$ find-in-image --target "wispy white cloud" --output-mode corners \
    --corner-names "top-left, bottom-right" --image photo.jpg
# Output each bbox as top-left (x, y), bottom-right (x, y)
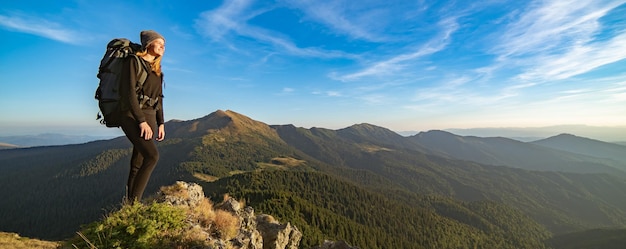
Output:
top-left (529, 76), bottom-right (626, 108)
top-left (325, 0), bottom-right (626, 109)
top-left (598, 80), bottom-right (626, 102)
top-left (194, 0), bottom-right (351, 59)
top-left (493, 0), bottom-right (626, 81)
top-left (409, 71), bottom-right (530, 108)
top-left (169, 25), bottom-right (195, 40)
top-left (607, 90), bottom-right (626, 102)
top-left (194, 0), bottom-right (253, 41)
top-left (333, 17), bottom-right (459, 82)
top-left (312, 90), bottom-right (342, 97)
top-left (284, 0), bottom-right (387, 42)
top-left (519, 32), bottom-right (626, 81)
top-left (495, 1), bottom-right (602, 57)
top-left (276, 87), bottom-right (295, 96)
top-left (0, 13), bottom-right (83, 44)
top-left (326, 91), bottom-right (342, 97)
top-left (359, 94), bottom-right (387, 104)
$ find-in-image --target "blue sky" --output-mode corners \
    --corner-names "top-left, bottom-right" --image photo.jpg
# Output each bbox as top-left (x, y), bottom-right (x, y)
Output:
top-left (1, 0), bottom-right (625, 137)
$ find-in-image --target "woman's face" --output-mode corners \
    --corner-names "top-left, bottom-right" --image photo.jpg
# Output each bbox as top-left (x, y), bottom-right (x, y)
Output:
top-left (149, 38), bottom-right (165, 57)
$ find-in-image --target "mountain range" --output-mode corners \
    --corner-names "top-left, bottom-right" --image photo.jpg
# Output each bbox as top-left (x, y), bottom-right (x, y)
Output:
top-left (443, 125), bottom-right (626, 142)
top-left (4, 123), bottom-right (625, 149)
top-left (1, 110), bottom-right (625, 248)
top-left (0, 133), bottom-right (116, 148)
top-left (411, 130), bottom-right (626, 175)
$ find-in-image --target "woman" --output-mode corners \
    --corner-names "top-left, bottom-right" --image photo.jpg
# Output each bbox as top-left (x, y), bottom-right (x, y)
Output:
top-left (119, 30), bottom-right (166, 203)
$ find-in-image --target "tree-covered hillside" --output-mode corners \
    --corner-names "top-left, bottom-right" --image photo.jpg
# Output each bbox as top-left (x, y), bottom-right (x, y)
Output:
top-left (273, 123), bottom-right (626, 233)
top-left (545, 228), bottom-right (626, 249)
top-left (1, 110), bottom-right (625, 248)
top-left (203, 171), bottom-right (550, 249)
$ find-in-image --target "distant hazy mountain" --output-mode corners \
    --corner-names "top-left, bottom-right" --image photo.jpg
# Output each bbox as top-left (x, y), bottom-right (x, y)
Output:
top-left (1, 110), bottom-right (625, 248)
top-left (443, 125), bottom-right (626, 142)
top-left (408, 130), bottom-right (626, 175)
top-left (0, 142), bottom-right (19, 150)
top-left (532, 134), bottom-right (626, 164)
top-left (0, 133), bottom-right (117, 147)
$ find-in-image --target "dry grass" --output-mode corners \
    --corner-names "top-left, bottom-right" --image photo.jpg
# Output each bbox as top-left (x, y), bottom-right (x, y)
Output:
top-left (270, 157), bottom-right (306, 167)
top-left (183, 194), bottom-right (242, 244)
top-left (180, 225), bottom-right (208, 246)
top-left (213, 210), bottom-right (240, 240)
top-left (228, 170), bottom-right (246, 176)
top-left (219, 193), bottom-right (246, 208)
top-left (0, 232), bottom-right (59, 249)
top-left (257, 157), bottom-right (306, 171)
top-left (61, 181), bottom-right (249, 248)
top-left (192, 198), bottom-right (216, 227)
top-left (159, 181), bottom-right (189, 199)
top-left (193, 173), bottom-right (219, 182)
top-left (257, 214), bottom-right (277, 224)
top-left (357, 144), bottom-right (393, 153)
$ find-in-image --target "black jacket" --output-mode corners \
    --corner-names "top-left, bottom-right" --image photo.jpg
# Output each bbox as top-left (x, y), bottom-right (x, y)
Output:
top-left (120, 55), bottom-right (164, 125)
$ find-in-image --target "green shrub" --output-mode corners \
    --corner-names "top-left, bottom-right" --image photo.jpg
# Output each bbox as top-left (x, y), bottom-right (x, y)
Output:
top-left (66, 201), bottom-right (186, 249)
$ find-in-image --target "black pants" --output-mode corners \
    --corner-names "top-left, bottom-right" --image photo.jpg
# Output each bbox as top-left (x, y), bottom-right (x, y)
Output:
top-left (120, 110), bottom-right (159, 202)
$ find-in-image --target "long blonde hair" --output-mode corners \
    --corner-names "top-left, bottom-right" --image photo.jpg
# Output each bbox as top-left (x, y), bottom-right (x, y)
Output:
top-left (136, 44), bottom-right (162, 76)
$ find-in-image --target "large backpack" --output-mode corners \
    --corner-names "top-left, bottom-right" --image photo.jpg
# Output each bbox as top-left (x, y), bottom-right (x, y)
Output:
top-left (95, 38), bottom-right (148, 127)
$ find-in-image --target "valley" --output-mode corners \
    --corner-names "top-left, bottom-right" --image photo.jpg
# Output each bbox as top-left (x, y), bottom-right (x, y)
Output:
top-left (1, 110), bottom-right (625, 248)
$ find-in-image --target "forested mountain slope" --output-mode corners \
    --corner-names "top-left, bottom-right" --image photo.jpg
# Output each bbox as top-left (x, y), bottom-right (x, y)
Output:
top-left (203, 171), bottom-right (550, 248)
top-left (1, 110), bottom-right (625, 248)
top-left (545, 228), bottom-right (626, 249)
top-left (273, 123), bottom-right (626, 233)
top-left (532, 133), bottom-right (626, 171)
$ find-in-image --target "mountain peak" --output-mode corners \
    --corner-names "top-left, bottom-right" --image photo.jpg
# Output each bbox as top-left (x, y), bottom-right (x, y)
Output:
top-left (221, 110), bottom-right (268, 131)
top-left (337, 123), bottom-right (427, 151)
top-left (338, 123), bottom-right (399, 141)
top-left (533, 133), bottom-right (597, 144)
top-left (531, 132), bottom-right (626, 162)
top-left (552, 133), bottom-right (579, 138)
top-left (346, 123), bottom-right (379, 128)
top-left (217, 110), bottom-right (280, 139)
top-left (167, 110), bottom-right (278, 140)
top-left (340, 123), bottom-right (397, 136)
top-left (415, 130), bottom-right (456, 137)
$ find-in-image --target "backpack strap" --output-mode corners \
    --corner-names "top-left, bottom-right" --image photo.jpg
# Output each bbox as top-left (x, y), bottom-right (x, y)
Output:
top-left (132, 55), bottom-right (160, 109)
top-left (133, 55), bottom-right (148, 86)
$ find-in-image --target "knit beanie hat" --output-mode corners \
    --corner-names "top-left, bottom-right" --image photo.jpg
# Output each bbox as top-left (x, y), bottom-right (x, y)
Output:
top-left (140, 30), bottom-right (165, 50)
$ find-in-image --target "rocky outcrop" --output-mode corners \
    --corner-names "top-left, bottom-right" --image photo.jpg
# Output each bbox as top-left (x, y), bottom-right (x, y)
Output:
top-left (156, 181), bottom-right (358, 249)
top-left (156, 181), bottom-right (302, 249)
top-left (256, 215), bottom-right (302, 249)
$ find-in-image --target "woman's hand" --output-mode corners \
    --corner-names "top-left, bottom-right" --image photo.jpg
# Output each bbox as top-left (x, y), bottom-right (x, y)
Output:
top-left (157, 124), bottom-right (165, 141)
top-left (139, 122), bottom-right (153, 140)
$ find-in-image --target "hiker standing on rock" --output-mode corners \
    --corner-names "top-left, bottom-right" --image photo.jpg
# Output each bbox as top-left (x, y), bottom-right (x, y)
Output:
top-left (119, 30), bottom-right (166, 203)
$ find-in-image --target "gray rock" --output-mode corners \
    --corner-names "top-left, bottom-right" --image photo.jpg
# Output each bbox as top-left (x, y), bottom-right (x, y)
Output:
top-left (232, 206), bottom-right (263, 249)
top-left (256, 215), bottom-right (302, 249)
top-left (157, 181), bottom-right (205, 208)
top-left (157, 181), bottom-right (304, 249)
